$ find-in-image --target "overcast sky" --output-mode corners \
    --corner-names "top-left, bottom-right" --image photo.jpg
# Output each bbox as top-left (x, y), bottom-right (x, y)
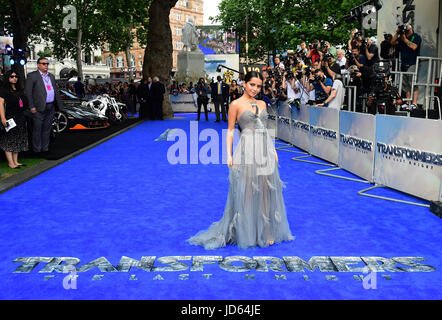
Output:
top-left (203, 0), bottom-right (222, 25)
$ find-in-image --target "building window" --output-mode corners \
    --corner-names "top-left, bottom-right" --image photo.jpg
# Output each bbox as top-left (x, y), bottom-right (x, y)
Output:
top-left (175, 13), bottom-right (181, 21)
top-left (105, 56), bottom-right (113, 67)
top-left (116, 55), bottom-right (124, 68)
top-left (175, 27), bottom-right (181, 36)
top-left (130, 54), bottom-right (136, 67)
top-left (195, 5), bottom-right (199, 12)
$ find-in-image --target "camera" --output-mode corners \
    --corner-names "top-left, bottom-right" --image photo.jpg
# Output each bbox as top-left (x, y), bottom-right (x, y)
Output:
top-left (398, 24), bottom-right (408, 35)
top-left (354, 32), bottom-right (361, 39)
top-left (309, 74), bottom-right (322, 84)
top-left (324, 53), bottom-right (334, 62)
top-left (308, 42), bottom-right (318, 50)
top-left (360, 38), bottom-right (368, 49)
top-left (345, 51), bottom-right (354, 61)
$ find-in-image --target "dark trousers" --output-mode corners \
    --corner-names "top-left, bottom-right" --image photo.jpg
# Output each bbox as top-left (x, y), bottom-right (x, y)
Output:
top-left (214, 96), bottom-right (227, 121)
top-left (153, 100), bottom-right (163, 120)
top-left (139, 101), bottom-right (148, 119)
top-left (32, 103), bottom-right (55, 153)
top-left (197, 96), bottom-right (209, 121)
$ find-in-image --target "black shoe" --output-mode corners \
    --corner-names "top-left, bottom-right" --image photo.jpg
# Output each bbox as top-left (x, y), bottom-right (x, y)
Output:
top-left (223, 119), bottom-right (227, 122)
top-left (215, 120), bottom-right (220, 122)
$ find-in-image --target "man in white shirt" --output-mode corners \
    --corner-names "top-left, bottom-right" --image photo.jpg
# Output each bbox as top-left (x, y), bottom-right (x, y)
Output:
top-left (336, 49), bottom-right (347, 75)
top-left (317, 74), bottom-right (345, 109)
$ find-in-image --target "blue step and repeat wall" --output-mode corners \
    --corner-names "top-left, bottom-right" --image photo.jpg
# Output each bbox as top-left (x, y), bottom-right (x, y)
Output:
top-left (273, 102), bottom-right (442, 202)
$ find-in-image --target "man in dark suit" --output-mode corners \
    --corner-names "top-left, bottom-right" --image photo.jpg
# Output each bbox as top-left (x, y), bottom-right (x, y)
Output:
top-left (137, 77), bottom-right (152, 120)
top-left (211, 76), bottom-right (229, 122)
top-left (150, 76), bottom-right (165, 120)
top-left (25, 57), bottom-right (62, 156)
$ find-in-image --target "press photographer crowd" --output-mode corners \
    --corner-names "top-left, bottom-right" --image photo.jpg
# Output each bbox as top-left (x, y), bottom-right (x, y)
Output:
top-left (0, 23), bottom-right (426, 170)
top-left (258, 23), bottom-right (422, 115)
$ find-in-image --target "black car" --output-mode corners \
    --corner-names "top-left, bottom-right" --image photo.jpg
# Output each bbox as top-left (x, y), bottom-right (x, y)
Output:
top-left (53, 90), bottom-right (109, 133)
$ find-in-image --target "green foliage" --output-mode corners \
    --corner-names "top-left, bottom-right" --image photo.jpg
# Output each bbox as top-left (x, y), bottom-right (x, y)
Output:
top-left (100, 0), bottom-right (151, 56)
top-left (215, 0), bottom-right (372, 61)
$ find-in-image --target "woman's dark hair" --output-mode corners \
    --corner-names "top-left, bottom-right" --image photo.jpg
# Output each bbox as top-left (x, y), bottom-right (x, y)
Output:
top-left (3, 69), bottom-right (23, 93)
top-left (244, 71), bottom-right (263, 83)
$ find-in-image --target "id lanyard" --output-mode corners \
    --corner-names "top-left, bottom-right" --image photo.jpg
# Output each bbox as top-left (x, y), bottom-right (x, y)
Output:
top-left (43, 75), bottom-right (52, 91)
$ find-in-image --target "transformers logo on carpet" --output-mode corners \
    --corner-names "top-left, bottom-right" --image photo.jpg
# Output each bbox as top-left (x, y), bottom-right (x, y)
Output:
top-left (13, 256), bottom-right (436, 273)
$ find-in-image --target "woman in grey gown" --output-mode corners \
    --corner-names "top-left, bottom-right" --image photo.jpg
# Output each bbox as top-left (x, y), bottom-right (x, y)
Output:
top-left (187, 71), bottom-right (294, 249)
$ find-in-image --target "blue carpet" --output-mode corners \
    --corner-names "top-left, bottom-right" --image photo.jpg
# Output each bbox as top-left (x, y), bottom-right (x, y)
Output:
top-left (0, 112), bottom-right (441, 300)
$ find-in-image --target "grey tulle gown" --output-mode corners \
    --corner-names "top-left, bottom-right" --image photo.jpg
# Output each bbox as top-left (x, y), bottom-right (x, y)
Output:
top-left (187, 102), bottom-right (294, 249)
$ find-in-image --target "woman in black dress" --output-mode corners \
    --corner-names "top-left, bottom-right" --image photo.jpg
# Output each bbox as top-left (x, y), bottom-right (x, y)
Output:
top-left (229, 80), bottom-right (241, 102)
top-left (0, 70), bottom-right (29, 168)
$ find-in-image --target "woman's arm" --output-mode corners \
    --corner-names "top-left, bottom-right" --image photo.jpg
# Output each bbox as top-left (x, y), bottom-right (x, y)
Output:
top-left (226, 100), bottom-right (239, 167)
top-left (0, 97), bottom-right (7, 127)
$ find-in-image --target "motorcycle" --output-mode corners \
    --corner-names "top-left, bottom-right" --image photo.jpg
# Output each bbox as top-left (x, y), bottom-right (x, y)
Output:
top-left (83, 94), bottom-right (128, 124)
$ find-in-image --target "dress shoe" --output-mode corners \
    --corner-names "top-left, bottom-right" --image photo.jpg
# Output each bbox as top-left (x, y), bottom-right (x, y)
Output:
top-left (215, 120), bottom-right (220, 123)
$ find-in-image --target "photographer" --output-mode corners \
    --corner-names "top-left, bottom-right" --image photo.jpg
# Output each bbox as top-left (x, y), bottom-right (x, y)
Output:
top-left (380, 34), bottom-right (399, 63)
top-left (306, 40), bottom-right (321, 64)
top-left (346, 47), bottom-right (367, 70)
top-left (316, 74), bottom-right (345, 109)
top-left (321, 41), bottom-right (337, 59)
top-left (310, 69), bottom-right (332, 104)
top-left (322, 54), bottom-right (342, 79)
top-left (196, 78), bottom-right (210, 122)
top-left (362, 37), bottom-right (380, 68)
top-left (348, 29), bottom-right (362, 51)
top-left (366, 62), bottom-right (403, 115)
top-left (283, 71), bottom-right (301, 109)
top-left (390, 23), bottom-right (422, 109)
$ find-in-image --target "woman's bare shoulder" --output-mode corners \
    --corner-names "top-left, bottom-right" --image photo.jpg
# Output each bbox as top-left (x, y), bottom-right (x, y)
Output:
top-left (257, 99), bottom-right (267, 109)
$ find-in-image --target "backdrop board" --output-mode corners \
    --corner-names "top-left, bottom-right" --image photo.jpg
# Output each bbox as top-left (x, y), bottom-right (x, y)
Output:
top-left (291, 104), bottom-right (311, 152)
top-left (277, 101), bottom-right (292, 143)
top-left (309, 106), bottom-right (340, 165)
top-left (374, 115), bottom-right (442, 202)
top-left (339, 111), bottom-right (376, 182)
top-left (169, 94), bottom-right (197, 113)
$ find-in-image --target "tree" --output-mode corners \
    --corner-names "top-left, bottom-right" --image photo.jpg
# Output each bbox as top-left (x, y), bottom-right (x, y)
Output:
top-left (101, 0), bottom-right (151, 81)
top-left (37, 0), bottom-right (104, 81)
top-left (143, 0), bottom-right (178, 119)
top-left (0, 0), bottom-right (59, 84)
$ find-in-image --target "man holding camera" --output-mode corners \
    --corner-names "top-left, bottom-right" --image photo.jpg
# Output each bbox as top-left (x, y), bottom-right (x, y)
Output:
top-left (316, 74), bottom-right (345, 110)
top-left (363, 37), bottom-right (380, 68)
top-left (196, 78), bottom-right (210, 122)
top-left (310, 69), bottom-right (332, 104)
top-left (390, 24), bottom-right (421, 109)
top-left (323, 54), bottom-right (341, 80)
top-left (347, 47), bottom-right (367, 70)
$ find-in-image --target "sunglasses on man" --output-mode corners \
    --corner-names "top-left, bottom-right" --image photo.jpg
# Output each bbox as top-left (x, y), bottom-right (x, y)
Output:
top-left (39, 62), bottom-right (49, 66)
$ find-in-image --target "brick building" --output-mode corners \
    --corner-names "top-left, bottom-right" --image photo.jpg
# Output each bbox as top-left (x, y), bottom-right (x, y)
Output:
top-left (102, 0), bottom-right (204, 79)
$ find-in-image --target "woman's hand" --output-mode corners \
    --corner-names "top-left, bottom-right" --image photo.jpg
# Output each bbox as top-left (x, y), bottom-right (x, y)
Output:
top-left (1, 118), bottom-right (7, 127)
top-left (227, 155), bottom-right (233, 168)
